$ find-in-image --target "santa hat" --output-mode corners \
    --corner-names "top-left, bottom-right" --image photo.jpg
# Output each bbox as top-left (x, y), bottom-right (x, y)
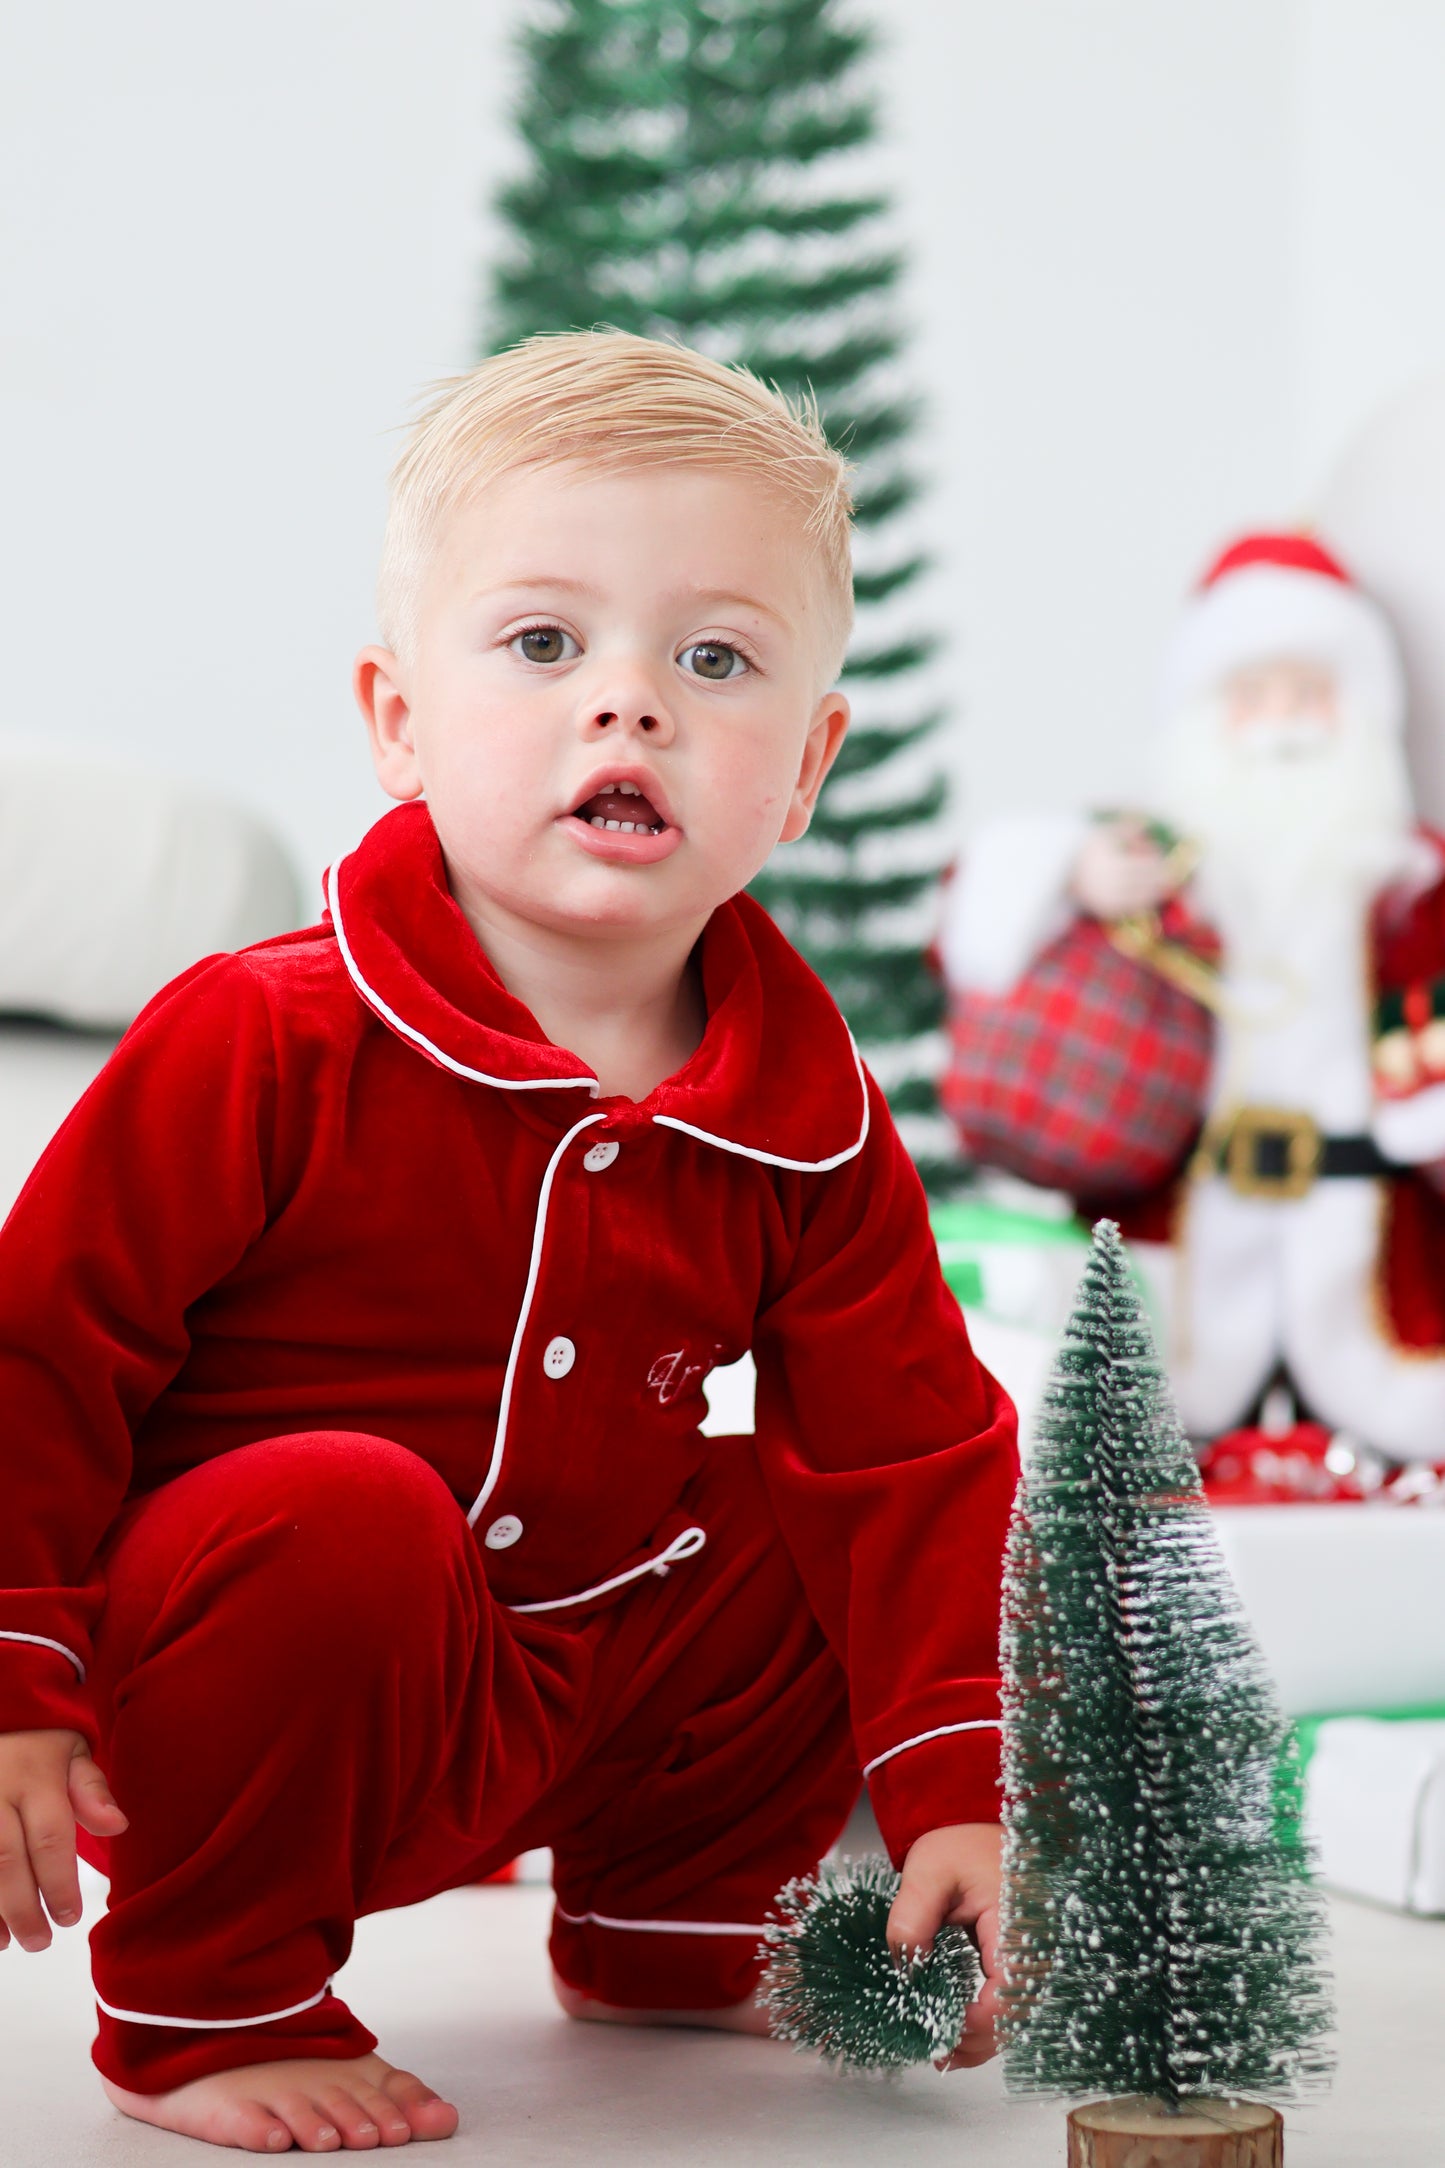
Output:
top-left (1160, 531), bottom-right (1406, 732)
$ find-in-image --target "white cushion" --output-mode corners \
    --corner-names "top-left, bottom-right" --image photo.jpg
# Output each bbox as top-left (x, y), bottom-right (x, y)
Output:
top-left (1213, 1506), bottom-right (1445, 1717)
top-left (0, 1021), bottom-right (115, 1218)
top-left (1306, 1718), bottom-right (1445, 1914)
top-left (0, 739), bottom-right (300, 1028)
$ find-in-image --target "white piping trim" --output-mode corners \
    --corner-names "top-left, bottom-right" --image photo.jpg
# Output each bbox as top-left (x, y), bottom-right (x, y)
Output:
top-left (330, 851), bottom-right (870, 1166)
top-left (467, 1112), bottom-right (606, 1528)
top-left (0, 1630), bottom-right (86, 1681)
top-left (507, 1526), bottom-right (706, 1613)
top-left (556, 1907), bottom-right (769, 1937)
top-left (327, 857), bottom-right (600, 1097)
top-left (650, 1028), bottom-right (870, 1173)
top-left (861, 1719), bottom-right (1001, 1780)
top-left (94, 1981), bottom-right (333, 2030)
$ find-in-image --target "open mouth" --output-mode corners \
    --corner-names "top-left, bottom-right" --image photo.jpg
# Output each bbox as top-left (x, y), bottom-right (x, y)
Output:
top-left (570, 779), bottom-right (668, 835)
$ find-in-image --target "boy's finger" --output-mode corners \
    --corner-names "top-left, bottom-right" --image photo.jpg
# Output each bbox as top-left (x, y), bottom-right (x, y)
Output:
top-left (68, 1755), bottom-right (127, 1835)
top-left (0, 1801), bottom-right (50, 1952)
top-left (967, 1900), bottom-right (1001, 1985)
top-left (19, 1796), bottom-right (81, 1929)
top-left (936, 1982), bottom-right (1000, 2071)
top-left (886, 1868), bottom-right (948, 1958)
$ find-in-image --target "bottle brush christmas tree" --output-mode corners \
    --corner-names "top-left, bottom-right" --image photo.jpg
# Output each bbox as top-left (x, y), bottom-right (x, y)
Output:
top-left (999, 1222), bottom-right (1333, 2159)
top-left (487, 0), bottom-right (956, 1179)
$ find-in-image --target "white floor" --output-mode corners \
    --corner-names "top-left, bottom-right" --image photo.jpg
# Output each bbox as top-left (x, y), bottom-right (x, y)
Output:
top-left (0, 1862), bottom-right (1439, 2167)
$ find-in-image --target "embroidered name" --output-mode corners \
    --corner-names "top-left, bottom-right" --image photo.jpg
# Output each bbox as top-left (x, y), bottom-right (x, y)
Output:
top-left (647, 1348), bottom-right (712, 1406)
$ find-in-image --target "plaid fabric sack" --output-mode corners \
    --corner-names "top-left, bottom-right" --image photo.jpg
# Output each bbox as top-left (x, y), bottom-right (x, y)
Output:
top-left (940, 916), bottom-right (1213, 1196)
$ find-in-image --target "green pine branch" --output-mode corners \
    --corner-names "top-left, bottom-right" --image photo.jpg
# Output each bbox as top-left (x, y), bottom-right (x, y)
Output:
top-left (849, 468), bottom-right (921, 526)
top-left (842, 629), bottom-right (941, 679)
top-left (827, 713), bottom-right (946, 780)
top-left (752, 865), bottom-right (940, 915)
top-left (850, 552), bottom-right (932, 604)
top-left (642, 252), bottom-right (908, 331)
top-left (807, 774), bottom-right (948, 845)
top-left (735, 329), bottom-right (902, 397)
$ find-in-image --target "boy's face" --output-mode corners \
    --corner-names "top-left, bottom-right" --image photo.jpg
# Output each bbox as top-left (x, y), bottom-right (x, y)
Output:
top-left (356, 463), bottom-right (849, 946)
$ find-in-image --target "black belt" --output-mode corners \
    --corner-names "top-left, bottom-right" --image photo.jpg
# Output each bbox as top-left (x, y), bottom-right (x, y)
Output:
top-left (1194, 1108), bottom-right (1394, 1198)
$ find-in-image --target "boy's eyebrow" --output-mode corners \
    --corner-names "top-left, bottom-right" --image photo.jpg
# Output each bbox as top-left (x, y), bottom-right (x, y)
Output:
top-left (471, 576), bottom-right (601, 603)
top-left (471, 577), bottom-right (788, 628)
top-left (688, 588), bottom-right (789, 628)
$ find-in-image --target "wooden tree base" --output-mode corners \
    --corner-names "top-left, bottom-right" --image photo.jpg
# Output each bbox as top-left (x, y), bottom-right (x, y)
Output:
top-left (1067, 2096), bottom-right (1284, 2167)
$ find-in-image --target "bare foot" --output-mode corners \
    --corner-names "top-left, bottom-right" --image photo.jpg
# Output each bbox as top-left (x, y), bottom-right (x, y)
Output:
top-left (101, 2049), bottom-right (459, 2152)
top-left (552, 1971), bottom-right (772, 2037)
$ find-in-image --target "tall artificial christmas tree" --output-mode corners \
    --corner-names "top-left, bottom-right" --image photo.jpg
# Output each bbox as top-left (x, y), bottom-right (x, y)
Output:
top-left (487, 0), bottom-right (955, 1175)
top-left (999, 1223), bottom-right (1333, 2163)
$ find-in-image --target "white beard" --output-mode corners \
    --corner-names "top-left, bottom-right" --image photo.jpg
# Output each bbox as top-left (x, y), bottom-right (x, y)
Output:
top-left (1153, 696), bottom-right (1415, 992)
top-left (1152, 696), bottom-right (1418, 1125)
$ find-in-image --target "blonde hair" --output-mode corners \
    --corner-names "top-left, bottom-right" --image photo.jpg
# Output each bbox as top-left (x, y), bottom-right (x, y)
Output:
top-left (376, 329), bottom-right (855, 681)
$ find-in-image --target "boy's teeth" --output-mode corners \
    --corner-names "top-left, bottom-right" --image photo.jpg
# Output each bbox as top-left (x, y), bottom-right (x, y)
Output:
top-left (575, 779), bottom-right (665, 829)
top-left (585, 814), bottom-right (663, 836)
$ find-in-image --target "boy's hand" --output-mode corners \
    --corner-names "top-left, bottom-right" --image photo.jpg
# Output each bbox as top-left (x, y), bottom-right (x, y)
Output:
top-left (886, 1821), bottom-right (1002, 2071)
top-left (0, 1729), bottom-right (127, 1953)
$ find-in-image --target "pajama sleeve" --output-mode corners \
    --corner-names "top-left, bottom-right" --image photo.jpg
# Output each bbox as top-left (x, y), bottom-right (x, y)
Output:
top-left (750, 1071), bottom-right (1020, 1865)
top-left (0, 954), bottom-right (276, 1745)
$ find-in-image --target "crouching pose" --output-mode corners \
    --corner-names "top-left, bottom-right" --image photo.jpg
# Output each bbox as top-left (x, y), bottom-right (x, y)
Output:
top-left (0, 332), bottom-right (1017, 2152)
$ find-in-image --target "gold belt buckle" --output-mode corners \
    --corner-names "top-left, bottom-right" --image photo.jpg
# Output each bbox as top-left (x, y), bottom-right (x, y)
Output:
top-left (1220, 1106), bottom-right (1324, 1199)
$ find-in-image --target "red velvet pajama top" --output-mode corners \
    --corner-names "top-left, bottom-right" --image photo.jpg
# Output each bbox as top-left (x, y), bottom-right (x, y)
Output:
top-left (0, 803), bottom-right (1019, 1861)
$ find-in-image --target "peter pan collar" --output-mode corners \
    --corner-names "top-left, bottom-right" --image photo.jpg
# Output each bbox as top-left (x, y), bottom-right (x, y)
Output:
top-left (324, 803), bottom-right (869, 1173)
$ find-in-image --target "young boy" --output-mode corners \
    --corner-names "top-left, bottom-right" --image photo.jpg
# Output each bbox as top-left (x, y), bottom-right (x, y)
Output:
top-left (0, 331), bottom-right (1018, 2153)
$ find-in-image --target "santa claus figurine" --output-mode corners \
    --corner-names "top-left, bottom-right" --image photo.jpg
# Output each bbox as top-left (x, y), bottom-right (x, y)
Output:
top-left (941, 531), bottom-right (1445, 1463)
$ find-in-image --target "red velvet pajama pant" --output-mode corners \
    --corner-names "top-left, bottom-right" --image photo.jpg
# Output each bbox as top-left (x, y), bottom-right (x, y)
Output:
top-left (79, 1432), bottom-right (857, 2093)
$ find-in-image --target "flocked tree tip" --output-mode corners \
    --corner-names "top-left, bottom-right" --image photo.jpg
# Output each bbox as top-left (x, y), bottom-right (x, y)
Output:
top-left (759, 1856), bottom-right (981, 2071)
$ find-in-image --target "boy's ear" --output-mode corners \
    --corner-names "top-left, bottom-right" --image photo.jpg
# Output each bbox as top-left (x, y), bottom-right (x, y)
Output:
top-left (779, 691), bottom-right (850, 844)
top-left (354, 646), bottom-right (424, 802)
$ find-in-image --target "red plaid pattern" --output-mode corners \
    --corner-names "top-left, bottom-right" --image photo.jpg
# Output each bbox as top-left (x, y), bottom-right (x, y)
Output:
top-left (941, 918), bottom-right (1212, 1196)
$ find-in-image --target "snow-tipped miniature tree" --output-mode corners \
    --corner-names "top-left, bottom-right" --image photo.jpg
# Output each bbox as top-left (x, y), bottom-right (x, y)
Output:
top-left (998, 1222), bottom-right (1334, 2109)
top-left (486, 0), bottom-right (956, 1180)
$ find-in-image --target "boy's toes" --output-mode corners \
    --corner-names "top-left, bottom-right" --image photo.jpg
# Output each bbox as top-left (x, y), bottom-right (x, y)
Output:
top-left (267, 2090), bottom-right (342, 2150)
top-left (317, 2080), bottom-right (406, 2147)
top-left (324, 2085), bottom-right (399, 2147)
top-left (224, 2102), bottom-right (294, 2153)
top-left (379, 2069), bottom-right (459, 2141)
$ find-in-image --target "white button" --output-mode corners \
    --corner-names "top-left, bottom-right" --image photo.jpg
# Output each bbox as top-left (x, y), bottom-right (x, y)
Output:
top-left (583, 1141), bottom-right (620, 1172)
top-left (484, 1514), bottom-right (524, 1550)
top-left (543, 1335), bottom-right (576, 1378)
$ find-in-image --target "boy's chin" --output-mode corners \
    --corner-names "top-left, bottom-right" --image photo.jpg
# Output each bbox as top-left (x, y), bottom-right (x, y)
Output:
top-left (497, 865), bottom-right (695, 937)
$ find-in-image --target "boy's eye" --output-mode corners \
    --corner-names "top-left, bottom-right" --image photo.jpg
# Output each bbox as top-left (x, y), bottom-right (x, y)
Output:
top-left (511, 625), bottom-right (578, 664)
top-left (680, 641), bottom-right (748, 681)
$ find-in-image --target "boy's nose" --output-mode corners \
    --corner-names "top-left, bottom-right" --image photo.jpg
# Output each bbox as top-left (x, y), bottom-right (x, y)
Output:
top-left (579, 683), bottom-right (675, 743)
top-left (591, 708), bottom-right (661, 733)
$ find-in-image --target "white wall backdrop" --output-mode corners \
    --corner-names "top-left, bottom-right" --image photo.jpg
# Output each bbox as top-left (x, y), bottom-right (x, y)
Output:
top-left (6, 1), bottom-right (1445, 888)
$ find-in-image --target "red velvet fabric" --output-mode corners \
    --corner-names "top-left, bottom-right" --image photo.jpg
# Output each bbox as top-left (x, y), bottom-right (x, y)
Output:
top-left (80, 1429), bottom-right (857, 2090)
top-left (0, 802), bottom-right (1017, 2076)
